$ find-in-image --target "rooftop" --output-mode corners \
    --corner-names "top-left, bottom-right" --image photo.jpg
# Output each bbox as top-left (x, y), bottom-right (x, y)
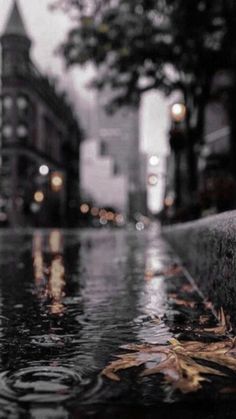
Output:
top-left (3, 0), bottom-right (29, 38)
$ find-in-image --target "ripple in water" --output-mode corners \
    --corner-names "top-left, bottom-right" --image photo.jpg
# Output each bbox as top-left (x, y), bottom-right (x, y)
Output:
top-left (31, 335), bottom-right (66, 348)
top-left (0, 365), bottom-right (101, 403)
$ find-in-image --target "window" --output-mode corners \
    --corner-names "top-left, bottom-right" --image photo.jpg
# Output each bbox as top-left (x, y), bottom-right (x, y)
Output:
top-left (17, 124), bottom-right (28, 139)
top-left (17, 96), bottom-right (28, 111)
top-left (2, 124), bottom-right (13, 139)
top-left (113, 162), bottom-right (120, 175)
top-left (100, 140), bottom-right (108, 156)
top-left (0, 156), bottom-right (11, 177)
top-left (2, 96), bottom-right (13, 110)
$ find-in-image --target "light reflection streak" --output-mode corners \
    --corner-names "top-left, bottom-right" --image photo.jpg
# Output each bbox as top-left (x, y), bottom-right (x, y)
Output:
top-left (49, 230), bottom-right (62, 254)
top-left (137, 246), bottom-right (170, 345)
top-left (32, 232), bottom-right (48, 302)
top-left (48, 231), bottom-right (66, 315)
top-left (49, 256), bottom-right (66, 315)
top-left (144, 249), bottom-right (166, 315)
top-left (145, 248), bottom-right (165, 278)
top-left (32, 231), bottom-right (66, 315)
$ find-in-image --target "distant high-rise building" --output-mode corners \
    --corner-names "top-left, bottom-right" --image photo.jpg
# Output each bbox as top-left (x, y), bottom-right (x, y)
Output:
top-left (81, 90), bottom-right (147, 219)
top-left (0, 1), bottom-right (82, 227)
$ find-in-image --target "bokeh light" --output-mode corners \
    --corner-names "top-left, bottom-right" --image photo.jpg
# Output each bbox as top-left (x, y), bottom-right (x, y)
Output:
top-left (148, 174), bottom-right (158, 186)
top-left (80, 203), bottom-right (90, 214)
top-left (149, 155), bottom-right (160, 166)
top-left (171, 103), bottom-right (186, 122)
top-left (34, 191), bottom-right (44, 203)
top-left (39, 165), bottom-right (49, 176)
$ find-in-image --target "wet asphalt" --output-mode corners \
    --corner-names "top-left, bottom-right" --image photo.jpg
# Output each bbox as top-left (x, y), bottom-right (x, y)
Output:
top-left (0, 225), bottom-right (235, 418)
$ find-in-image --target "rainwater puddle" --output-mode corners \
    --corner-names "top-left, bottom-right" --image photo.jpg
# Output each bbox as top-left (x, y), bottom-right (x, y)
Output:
top-left (0, 365), bottom-right (83, 403)
top-left (0, 226), bottom-right (234, 418)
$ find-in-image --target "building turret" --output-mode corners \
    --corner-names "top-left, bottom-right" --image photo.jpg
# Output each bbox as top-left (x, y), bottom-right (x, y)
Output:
top-left (0, 1), bottom-right (32, 76)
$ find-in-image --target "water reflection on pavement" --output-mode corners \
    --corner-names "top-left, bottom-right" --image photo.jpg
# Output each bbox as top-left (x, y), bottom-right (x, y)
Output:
top-left (0, 225), bottom-right (233, 418)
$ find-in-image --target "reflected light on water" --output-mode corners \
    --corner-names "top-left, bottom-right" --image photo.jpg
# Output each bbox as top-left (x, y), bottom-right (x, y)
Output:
top-left (32, 231), bottom-right (66, 314)
top-left (49, 230), bottom-right (62, 254)
top-left (49, 255), bottom-right (66, 315)
top-left (136, 247), bottom-right (170, 345)
top-left (144, 248), bottom-right (166, 314)
top-left (144, 276), bottom-right (166, 316)
top-left (32, 232), bottom-right (44, 284)
top-left (145, 250), bottom-right (166, 273)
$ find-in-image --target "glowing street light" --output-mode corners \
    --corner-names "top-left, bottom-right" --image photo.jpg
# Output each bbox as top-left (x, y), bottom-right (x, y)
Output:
top-left (171, 103), bottom-right (186, 122)
top-left (148, 174), bottom-right (158, 186)
top-left (51, 172), bottom-right (63, 191)
top-left (149, 155), bottom-right (160, 167)
top-left (169, 103), bottom-right (187, 209)
top-left (39, 165), bottom-right (49, 176)
top-left (34, 191), bottom-right (44, 203)
top-left (80, 203), bottom-right (90, 214)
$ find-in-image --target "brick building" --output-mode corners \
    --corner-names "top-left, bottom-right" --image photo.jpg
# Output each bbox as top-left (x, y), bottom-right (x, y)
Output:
top-left (0, 1), bottom-right (82, 227)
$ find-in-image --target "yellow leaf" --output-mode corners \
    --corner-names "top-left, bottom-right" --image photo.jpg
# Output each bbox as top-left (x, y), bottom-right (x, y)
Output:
top-left (200, 308), bottom-right (232, 335)
top-left (102, 338), bottom-right (236, 394)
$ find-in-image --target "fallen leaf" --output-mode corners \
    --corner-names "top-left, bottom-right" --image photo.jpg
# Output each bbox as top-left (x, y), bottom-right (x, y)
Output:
top-left (102, 351), bottom-right (167, 382)
top-left (164, 265), bottom-right (183, 277)
top-left (141, 350), bottom-right (224, 393)
top-left (180, 284), bottom-right (196, 293)
top-left (102, 338), bottom-right (236, 393)
top-left (169, 298), bottom-right (196, 309)
top-left (153, 264), bottom-right (183, 278)
top-left (201, 308), bottom-right (232, 336)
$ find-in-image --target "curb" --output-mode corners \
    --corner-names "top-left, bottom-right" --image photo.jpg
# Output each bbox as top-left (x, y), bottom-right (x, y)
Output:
top-left (163, 211), bottom-right (236, 325)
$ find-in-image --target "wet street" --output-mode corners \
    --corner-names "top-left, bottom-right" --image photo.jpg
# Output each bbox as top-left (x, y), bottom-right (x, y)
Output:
top-left (0, 225), bottom-right (236, 418)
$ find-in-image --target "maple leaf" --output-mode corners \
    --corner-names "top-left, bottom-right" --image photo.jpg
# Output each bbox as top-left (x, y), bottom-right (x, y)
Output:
top-left (102, 350), bottom-right (167, 382)
top-left (140, 351), bottom-right (222, 393)
top-left (171, 339), bottom-right (236, 373)
top-left (101, 338), bottom-right (236, 394)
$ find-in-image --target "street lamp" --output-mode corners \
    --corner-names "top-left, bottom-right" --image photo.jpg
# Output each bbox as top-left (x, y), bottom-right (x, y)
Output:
top-left (51, 172), bottom-right (63, 192)
top-left (169, 102), bottom-right (187, 209)
top-left (39, 165), bottom-right (49, 176)
top-left (148, 174), bottom-right (158, 186)
top-left (149, 155), bottom-right (160, 167)
top-left (80, 203), bottom-right (90, 214)
top-left (171, 103), bottom-right (186, 123)
top-left (34, 191), bottom-right (44, 203)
